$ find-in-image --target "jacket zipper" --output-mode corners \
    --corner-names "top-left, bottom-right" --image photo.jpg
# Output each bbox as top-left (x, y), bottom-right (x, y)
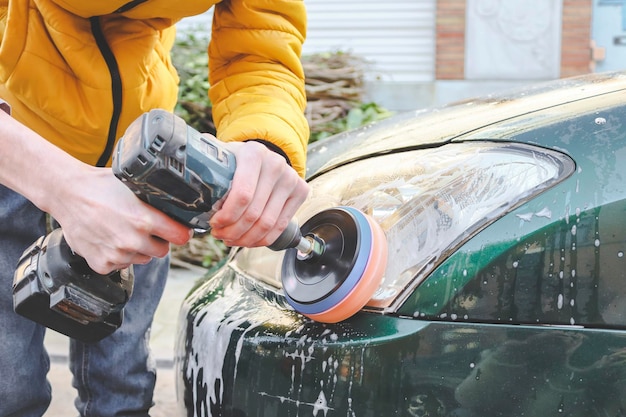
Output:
top-left (115, 0), bottom-right (149, 13)
top-left (90, 17), bottom-right (123, 167)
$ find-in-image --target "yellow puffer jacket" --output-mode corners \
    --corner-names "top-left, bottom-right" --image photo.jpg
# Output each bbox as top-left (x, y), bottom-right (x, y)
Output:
top-left (0, 0), bottom-right (309, 176)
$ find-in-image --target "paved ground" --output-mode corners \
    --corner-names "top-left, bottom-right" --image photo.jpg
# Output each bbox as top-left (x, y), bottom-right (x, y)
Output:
top-left (44, 263), bottom-right (205, 416)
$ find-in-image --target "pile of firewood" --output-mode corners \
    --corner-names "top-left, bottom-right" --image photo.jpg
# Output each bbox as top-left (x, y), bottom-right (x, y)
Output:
top-left (170, 230), bottom-right (228, 270)
top-left (302, 52), bottom-right (368, 139)
top-left (178, 52), bottom-right (369, 143)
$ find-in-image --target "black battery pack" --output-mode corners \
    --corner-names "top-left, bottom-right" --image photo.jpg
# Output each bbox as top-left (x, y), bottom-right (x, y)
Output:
top-left (12, 229), bottom-right (134, 343)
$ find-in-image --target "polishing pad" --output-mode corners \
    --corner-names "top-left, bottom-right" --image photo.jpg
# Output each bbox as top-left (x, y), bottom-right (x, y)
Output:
top-left (281, 207), bottom-right (388, 323)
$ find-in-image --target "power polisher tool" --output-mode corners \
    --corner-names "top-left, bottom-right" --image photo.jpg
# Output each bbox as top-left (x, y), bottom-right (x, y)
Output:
top-left (12, 109), bottom-right (387, 343)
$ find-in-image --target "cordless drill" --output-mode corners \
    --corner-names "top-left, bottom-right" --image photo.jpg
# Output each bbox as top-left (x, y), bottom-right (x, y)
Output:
top-left (12, 109), bottom-right (309, 343)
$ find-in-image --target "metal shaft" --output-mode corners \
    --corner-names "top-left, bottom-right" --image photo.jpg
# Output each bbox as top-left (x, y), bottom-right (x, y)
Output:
top-left (267, 220), bottom-right (324, 259)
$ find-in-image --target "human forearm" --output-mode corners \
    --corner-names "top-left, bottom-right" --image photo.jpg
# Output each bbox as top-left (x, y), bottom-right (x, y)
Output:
top-left (0, 110), bottom-right (191, 273)
top-left (0, 110), bottom-right (87, 213)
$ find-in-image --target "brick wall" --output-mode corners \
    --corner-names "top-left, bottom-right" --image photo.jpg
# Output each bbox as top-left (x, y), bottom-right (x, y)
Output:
top-left (435, 0), bottom-right (466, 80)
top-left (560, 0), bottom-right (593, 77)
top-left (435, 0), bottom-right (593, 80)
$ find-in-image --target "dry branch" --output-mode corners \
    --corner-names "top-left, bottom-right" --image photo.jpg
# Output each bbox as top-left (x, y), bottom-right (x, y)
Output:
top-left (303, 52), bottom-right (368, 135)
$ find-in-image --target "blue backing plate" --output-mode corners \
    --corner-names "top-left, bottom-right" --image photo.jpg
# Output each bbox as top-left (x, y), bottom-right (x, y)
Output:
top-left (282, 207), bottom-right (373, 315)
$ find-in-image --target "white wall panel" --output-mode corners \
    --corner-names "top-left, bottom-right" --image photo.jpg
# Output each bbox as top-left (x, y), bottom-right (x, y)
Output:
top-left (303, 0), bottom-right (436, 82)
top-left (177, 1), bottom-right (436, 83)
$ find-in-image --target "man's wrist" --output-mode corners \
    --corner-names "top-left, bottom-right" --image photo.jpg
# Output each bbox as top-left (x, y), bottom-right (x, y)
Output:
top-left (245, 139), bottom-right (292, 166)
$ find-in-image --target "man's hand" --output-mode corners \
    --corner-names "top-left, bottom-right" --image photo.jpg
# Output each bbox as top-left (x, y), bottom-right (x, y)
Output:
top-left (51, 166), bottom-right (193, 275)
top-left (0, 112), bottom-right (193, 275)
top-left (208, 140), bottom-right (309, 248)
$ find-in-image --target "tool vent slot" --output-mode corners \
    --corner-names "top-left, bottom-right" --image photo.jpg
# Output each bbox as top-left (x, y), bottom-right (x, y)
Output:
top-left (168, 157), bottom-right (184, 176)
top-left (149, 136), bottom-right (165, 154)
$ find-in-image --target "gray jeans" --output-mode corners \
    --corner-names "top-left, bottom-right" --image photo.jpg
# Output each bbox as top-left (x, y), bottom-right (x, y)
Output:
top-left (0, 185), bottom-right (169, 417)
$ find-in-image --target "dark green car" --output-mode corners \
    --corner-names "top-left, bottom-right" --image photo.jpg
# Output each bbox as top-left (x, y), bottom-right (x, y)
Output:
top-left (175, 72), bottom-right (626, 417)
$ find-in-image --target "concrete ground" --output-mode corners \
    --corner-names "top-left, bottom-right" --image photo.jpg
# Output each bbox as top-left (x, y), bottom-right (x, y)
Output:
top-left (44, 264), bottom-right (205, 416)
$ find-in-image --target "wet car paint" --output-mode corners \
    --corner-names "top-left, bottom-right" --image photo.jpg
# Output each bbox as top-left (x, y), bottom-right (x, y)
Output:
top-left (305, 72), bottom-right (626, 179)
top-left (175, 72), bottom-right (626, 417)
top-left (178, 269), bottom-right (626, 416)
top-left (402, 94), bottom-right (626, 325)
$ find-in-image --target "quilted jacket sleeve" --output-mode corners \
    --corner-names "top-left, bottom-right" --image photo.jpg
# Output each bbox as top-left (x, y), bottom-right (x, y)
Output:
top-left (208, 0), bottom-right (309, 177)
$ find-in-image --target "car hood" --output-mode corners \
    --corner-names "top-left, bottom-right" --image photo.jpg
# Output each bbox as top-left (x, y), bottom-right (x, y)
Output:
top-left (306, 71), bottom-right (626, 179)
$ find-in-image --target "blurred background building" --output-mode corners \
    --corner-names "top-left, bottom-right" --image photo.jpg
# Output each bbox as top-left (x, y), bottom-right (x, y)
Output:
top-left (178, 0), bottom-right (625, 111)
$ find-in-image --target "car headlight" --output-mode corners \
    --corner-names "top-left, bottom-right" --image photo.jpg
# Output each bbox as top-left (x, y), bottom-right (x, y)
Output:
top-left (233, 141), bottom-right (575, 313)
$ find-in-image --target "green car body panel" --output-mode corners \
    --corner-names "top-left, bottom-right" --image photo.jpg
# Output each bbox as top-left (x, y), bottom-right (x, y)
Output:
top-left (176, 73), bottom-right (626, 417)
